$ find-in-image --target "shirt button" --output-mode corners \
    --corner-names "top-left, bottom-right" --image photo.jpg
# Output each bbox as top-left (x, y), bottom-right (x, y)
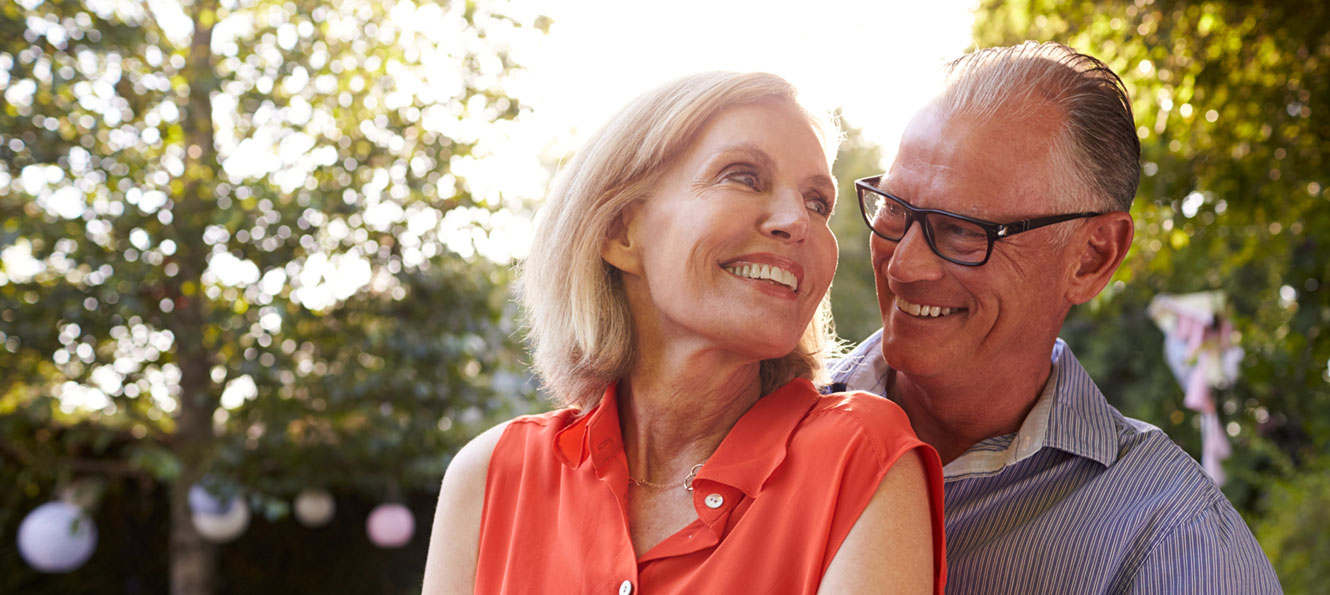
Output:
top-left (618, 579), bottom-right (633, 595)
top-left (704, 493), bottom-right (724, 509)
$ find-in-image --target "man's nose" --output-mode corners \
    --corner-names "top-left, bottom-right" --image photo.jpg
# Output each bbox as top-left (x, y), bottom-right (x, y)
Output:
top-left (885, 220), bottom-right (945, 283)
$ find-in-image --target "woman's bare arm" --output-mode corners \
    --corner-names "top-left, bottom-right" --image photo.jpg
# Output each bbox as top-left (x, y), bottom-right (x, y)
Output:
top-left (421, 421), bottom-right (510, 595)
top-left (818, 449), bottom-right (935, 594)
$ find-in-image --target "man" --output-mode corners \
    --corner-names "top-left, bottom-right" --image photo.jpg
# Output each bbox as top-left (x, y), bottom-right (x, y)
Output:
top-left (830, 42), bottom-right (1281, 593)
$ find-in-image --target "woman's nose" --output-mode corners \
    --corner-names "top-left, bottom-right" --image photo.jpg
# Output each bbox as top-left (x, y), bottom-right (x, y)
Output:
top-left (760, 188), bottom-right (809, 242)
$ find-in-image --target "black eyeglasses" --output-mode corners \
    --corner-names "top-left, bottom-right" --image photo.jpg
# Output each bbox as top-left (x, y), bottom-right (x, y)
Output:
top-left (855, 175), bottom-right (1106, 266)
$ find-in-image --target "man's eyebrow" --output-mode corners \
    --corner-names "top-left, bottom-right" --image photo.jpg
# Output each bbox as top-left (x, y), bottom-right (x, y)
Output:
top-left (882, 178), bottom-right (997, 219)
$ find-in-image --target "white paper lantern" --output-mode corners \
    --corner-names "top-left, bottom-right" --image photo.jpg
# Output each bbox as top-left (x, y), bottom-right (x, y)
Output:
top-left (294, 489), bottom-right (335, 528)
top-left (188, 484), bottom-right (228, 515)
top-left (366, 503), bottom-right (414, 548)
top-left (17, 501), bottom-right (97, 573)
top-left (191, 495), bottom-right (250, 543)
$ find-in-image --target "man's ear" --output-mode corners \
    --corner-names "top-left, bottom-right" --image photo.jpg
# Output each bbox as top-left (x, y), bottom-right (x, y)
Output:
top-left (1065, 211), bottom-right (1134, 305)
top-left (601, 201), bottom-right (645, 276)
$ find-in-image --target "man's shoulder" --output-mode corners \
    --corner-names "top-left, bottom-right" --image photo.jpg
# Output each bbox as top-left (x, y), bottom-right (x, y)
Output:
top-left (1071, 399), bottom-right (1236, 525)
top-left (1051, 342), bottom-right (1222, 503)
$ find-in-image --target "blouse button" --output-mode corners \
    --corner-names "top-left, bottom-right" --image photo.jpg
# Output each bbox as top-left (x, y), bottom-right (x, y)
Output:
top-left (618, 579), bottom-right (633, 595)
top-left (704, 493), bottom-right (724, 509)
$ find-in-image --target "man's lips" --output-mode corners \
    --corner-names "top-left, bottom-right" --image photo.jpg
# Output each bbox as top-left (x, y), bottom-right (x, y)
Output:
top-left (896, 296), bottom-right (962, 318)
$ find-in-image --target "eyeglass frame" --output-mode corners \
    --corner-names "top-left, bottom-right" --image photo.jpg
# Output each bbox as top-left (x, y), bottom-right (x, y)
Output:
top-left (854, 175), bottom-right (1108, 267)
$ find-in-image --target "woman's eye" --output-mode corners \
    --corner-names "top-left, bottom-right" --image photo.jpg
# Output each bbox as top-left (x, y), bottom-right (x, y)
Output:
top-left (806, 195), bottom-right (831, 216)
top-left (725, 168), bottom-right (761, 189)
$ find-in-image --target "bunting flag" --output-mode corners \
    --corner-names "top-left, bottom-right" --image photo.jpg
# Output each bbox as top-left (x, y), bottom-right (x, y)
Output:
top-left (1147, 292), bottom-right (1243, 485)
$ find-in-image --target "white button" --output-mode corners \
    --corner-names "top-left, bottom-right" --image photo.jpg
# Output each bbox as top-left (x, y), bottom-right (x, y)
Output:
top-left (618, 579), bottom-right (633, 595)
top-left (704, 493), bottom-right (724, 509)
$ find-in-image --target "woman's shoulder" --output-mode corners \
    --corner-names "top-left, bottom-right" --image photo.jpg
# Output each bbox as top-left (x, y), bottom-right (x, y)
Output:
top-left (807, 389), bottom-right (914, 431)
top-left (454, 407), bottom-right (582, 470)
top-left (796, 389), bottom-right (923, 463)
top-left (441, 420), bottom-right (512, 492)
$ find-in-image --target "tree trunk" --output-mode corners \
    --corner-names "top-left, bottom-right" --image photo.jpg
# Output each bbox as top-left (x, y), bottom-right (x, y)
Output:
top-left (169, 475), bottom-right (215, 595)
top-left (170, 0), bottom-right (220, 593)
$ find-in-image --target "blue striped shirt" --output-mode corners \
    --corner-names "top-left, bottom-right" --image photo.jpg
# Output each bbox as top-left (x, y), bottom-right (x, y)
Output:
top-left (829, 331), bottom-right (1281, 594)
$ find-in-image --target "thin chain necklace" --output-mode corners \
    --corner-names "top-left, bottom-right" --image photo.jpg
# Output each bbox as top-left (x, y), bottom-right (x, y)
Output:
top-left (628, 462), bottom-right (705, 491)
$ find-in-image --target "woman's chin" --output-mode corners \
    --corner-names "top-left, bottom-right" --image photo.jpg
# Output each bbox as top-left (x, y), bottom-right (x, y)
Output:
top-left (736, 337), bottom-right (803, 364)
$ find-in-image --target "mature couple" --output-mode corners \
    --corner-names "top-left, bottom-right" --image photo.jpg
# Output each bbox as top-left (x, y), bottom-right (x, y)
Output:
top-left (423, 43), bottom-right (1281, 593)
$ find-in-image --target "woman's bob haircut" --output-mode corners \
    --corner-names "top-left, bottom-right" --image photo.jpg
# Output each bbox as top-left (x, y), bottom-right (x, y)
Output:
top-left (519, 71), bottom-right (842, 411)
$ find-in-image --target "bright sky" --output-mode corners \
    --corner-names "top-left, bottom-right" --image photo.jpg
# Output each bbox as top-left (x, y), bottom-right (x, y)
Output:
top-left (469, 0), bottom-right (978, 261)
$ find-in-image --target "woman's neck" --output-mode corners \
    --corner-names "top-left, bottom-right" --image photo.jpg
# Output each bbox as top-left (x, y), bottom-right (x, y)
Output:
top-left (617, 345), bottom-right (764, 483)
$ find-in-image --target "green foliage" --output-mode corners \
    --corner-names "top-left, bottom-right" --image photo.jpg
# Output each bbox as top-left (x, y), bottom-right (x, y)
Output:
top-left (973, 0), bottom-right (1329, 582)
top-left (1252, 464), bottom-right (1330, 592)
top-left (828, 121), bottom-right (886, 344)
top-left (0, 0), bottom-right (542, 589)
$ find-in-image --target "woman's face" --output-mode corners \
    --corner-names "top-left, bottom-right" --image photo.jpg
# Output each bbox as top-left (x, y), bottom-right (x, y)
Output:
top-left (604, 100), bottom-right (838, 364)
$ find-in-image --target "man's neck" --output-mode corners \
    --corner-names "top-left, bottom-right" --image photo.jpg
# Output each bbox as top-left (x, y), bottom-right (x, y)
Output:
top-left (891, 361), bottom-right (1053, 465)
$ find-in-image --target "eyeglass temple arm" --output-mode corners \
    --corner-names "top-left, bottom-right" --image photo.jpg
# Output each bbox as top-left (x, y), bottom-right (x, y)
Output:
top-left (997, 212), bottom-right (1103, 238)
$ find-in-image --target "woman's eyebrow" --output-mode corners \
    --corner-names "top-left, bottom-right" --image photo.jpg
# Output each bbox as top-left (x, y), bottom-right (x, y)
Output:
top-left (804, 172), bottom-right (835, 195)
top-left (711, 143), bottom-right (776, 170)
top-left (708, 143), bottom-right (832, 193)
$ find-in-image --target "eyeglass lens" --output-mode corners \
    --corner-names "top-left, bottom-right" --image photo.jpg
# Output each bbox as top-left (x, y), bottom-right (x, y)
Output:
top-left (862, 193), bottom-right (990, 264)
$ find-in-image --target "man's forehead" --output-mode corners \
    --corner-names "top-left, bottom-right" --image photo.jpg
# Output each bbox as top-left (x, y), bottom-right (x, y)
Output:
top-left (887, 104), bottom-right (1062, 216)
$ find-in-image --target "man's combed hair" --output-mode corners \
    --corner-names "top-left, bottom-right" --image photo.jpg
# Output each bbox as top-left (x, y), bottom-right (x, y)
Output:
top-left (519, 72), bottom-right (841, 411)
top-left (939, 41), bottom-right (1140, 213)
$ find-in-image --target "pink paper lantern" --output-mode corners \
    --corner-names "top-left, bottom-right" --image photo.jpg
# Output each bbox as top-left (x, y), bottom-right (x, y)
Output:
top-left (17, 501), bottom-right (97, 573)
top-left (366, 503), bottom-right (414, 548)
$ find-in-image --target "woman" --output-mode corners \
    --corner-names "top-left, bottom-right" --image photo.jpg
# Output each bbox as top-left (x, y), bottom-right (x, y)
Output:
top-left (422, 72), bottom-right (945, 594)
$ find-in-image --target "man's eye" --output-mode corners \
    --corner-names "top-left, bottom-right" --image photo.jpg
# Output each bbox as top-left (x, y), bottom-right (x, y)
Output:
top-left (937, 220), bottom-right (985, 239)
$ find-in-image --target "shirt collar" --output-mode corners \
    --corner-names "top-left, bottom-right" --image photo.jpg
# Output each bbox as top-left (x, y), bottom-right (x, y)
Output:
top-left (942, 346), bottom-right (1061, 479)
top-left (829, 330), bottom-right (890, 395)
top-left (1041, 339), bottom-right (1120, 468)
top-left (551, 378), bottom-right (821, 497)
top-left (832, 333), bottom-right (1120, 480)
top-left (553, 383), bottom-right (624, 470)
top-left (943, 339), bottom-right (1121, 479)
top-left (693, 378), bottom-right (820, 498)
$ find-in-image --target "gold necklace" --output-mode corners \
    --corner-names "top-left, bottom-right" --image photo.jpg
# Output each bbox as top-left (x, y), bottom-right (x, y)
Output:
top-left (628, 462), bottom-right (704, 491)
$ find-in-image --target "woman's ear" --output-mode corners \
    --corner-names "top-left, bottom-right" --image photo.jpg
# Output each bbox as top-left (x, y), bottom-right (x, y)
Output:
top-left (601, 201), bottom-right (645, 276)
top-left (1065, 211), bottom-right (1134, 305)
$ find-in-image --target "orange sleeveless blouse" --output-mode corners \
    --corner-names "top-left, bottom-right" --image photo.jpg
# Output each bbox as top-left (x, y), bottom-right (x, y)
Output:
top-left (474, 378), bottom-right (945, 594)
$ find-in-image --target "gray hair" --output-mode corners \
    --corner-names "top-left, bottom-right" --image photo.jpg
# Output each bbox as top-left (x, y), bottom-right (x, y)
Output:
top-left (519, 72), bottom-right (841, 411)
top-left (937, 41), bottom-right (1140, 213)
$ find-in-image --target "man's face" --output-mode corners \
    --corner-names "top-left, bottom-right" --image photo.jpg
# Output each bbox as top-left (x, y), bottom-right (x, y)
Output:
top-left (871, 104), bottom-right (1078, 382)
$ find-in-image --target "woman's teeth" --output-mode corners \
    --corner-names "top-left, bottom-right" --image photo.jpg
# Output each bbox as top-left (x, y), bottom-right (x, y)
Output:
top-left (726, 263), bottom-right (798, 292)
top-left (897, 297), bottom-right (955, 318)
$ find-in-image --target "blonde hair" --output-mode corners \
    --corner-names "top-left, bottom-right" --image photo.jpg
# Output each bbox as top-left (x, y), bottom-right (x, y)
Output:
top-left (938, 41), bottom-right (1140, 213)
top-left (519, 72), bottom-right (841, 410)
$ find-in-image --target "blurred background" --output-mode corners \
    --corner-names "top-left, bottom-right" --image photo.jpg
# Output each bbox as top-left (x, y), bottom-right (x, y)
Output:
top-left (1, 0), bottom-right (1326, 592)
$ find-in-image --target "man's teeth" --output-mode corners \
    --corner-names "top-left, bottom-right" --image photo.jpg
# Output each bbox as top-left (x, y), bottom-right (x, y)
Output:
top-left (726, 263), bottom-right (798, 292)
top-left (897, 297), bottom-right (955, 318)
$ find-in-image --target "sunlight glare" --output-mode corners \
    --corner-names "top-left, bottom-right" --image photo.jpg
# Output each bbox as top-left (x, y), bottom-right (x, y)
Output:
top-left (480, 0), bottom-right (977, 261)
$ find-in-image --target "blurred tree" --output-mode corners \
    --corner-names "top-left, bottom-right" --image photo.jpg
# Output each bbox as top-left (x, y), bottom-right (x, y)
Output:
top-left (973, 0), bottom-right (1329, 585)
top-left (828, 120), bottom-right (886, 345)
top-left (0, 0), bottom-right (544, 592)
